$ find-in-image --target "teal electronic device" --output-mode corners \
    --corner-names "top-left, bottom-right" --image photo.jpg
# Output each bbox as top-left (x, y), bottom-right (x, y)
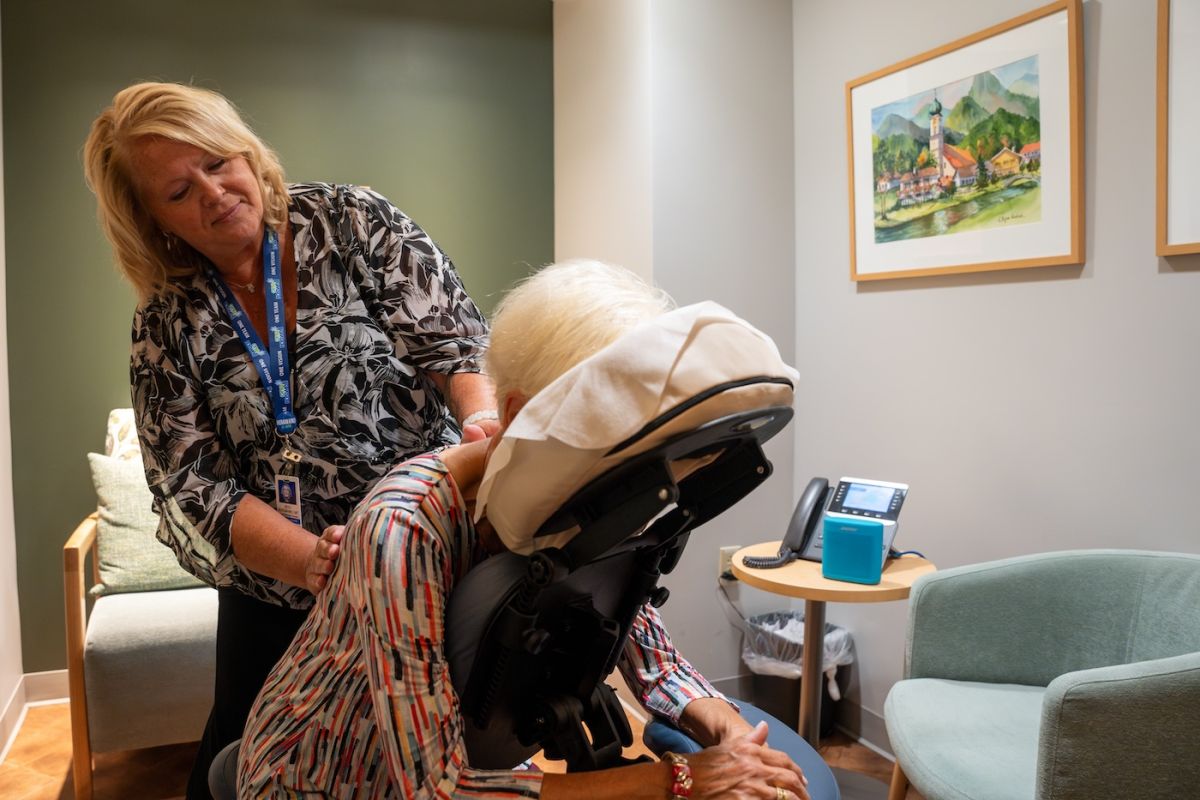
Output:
top-left (741, 476), bottom-right (909, 575)
top-left (821, 516), bottom-right (886, 584)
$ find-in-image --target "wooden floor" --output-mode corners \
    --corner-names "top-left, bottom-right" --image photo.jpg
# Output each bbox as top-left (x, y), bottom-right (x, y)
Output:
top-left (0, 702), bottom-right (921, 799)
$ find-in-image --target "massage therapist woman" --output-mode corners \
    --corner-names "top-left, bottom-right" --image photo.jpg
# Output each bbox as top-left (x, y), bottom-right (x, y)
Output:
top-left (83, 81), bottom-right (499, 799)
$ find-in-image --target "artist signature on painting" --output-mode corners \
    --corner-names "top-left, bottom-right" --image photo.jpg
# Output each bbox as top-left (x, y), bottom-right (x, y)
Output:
top-left (999, 213), bottom-right (1026, 225)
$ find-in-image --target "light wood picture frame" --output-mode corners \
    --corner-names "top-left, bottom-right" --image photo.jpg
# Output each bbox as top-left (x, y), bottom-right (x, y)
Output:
top-left (1157, 0), bottom-right (1200, 256)
top-left (846, 0), bottom-right (1084, 281)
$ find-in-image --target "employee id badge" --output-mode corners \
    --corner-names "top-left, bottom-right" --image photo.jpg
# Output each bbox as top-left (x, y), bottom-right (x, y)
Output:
top-left (275, 474), bottom-right (302, 525)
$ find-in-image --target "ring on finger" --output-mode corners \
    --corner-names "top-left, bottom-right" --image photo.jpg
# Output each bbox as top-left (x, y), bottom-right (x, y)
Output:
top-left (776, 787), bottom-right (787, 800)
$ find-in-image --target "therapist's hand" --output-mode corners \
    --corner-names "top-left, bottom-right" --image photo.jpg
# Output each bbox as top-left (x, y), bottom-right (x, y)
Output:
top-left (305, 524), bottom-right (345, 593)
top-left (461, 424), bottom-right (487, 443)
top-left (461, 417), bottom-right (501, 443)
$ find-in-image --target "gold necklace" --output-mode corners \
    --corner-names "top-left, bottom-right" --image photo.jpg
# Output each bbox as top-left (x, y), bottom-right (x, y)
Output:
top-left (227, 277), bottom-right (257, 293)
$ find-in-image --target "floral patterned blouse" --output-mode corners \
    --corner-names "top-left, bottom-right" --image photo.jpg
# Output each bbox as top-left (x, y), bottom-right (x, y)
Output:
top-left (130, 184), bottom-right (489, 610)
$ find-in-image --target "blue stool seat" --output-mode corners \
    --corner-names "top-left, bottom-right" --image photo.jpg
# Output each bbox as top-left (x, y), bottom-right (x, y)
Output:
top-left (643, 700), bottom-right (839, 800)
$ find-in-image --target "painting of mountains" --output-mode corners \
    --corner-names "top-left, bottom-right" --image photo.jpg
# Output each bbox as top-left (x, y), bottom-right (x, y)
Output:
top-left (870, 55), bottom-right (1042, 243)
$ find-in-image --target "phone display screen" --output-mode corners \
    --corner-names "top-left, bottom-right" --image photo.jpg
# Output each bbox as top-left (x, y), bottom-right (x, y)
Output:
top-left (827, 479), bottom-right (906, 520)
top-left (843, 483), bottom-right (893, 513)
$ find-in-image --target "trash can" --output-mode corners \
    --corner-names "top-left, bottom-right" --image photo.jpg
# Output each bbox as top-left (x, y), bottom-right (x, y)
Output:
top-left (718, 584), bottom-right (855, 737)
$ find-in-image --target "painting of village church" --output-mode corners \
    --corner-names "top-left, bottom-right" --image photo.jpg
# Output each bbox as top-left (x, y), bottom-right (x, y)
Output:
top-left (871, 55), bottom-right (1041, 243)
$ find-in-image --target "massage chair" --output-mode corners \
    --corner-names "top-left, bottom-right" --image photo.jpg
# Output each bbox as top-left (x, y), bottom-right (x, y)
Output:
top-left (211, 303), bottom-right (839, 799)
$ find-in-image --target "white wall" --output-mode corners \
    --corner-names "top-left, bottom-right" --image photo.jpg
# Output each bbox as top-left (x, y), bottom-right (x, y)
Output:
top-left (794, 0), bottom-right (1200, 750)
top-left (649, 0), bottom-right (796, 684)
top-left (554, 0), bottom-right (654, 280)
top-left (554, 0), bottom-right (797, 688)
top-left (0, 14), bottom-right (26, 752)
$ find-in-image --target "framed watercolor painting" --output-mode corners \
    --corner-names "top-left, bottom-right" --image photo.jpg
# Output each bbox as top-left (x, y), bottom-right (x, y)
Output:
top-left (845, 0), bottom-right (1084, 281)
top-left (1157, 0), bottom-right (1200, 255)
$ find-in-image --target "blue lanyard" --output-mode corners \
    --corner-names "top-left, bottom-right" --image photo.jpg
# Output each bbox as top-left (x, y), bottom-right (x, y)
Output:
top-left (207, 227), bottom-right (297, 434)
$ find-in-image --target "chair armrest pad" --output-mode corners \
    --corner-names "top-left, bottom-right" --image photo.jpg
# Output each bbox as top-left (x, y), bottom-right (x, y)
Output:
top-left (1037, 651), bottom-right (1200, 799)
top-left (64, 513), bottom-right (99, 602)
top-left (64, 513), bottom-right (99, 561)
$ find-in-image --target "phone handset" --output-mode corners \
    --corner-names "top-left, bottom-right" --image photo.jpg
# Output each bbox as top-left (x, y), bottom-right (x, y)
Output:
top-left (742, 477), bottom-right (831, 569)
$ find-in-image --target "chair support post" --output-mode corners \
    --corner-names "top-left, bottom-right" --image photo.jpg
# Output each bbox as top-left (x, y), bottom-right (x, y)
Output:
top-left (887, 761), bottom-right (909, 800)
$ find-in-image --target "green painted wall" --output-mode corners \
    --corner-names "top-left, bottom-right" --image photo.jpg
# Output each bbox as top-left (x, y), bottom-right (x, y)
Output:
top-left (2, 0), bottom-right (553, 672)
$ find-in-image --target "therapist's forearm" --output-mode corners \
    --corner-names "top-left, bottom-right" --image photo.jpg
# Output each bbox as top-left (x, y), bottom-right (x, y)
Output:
top-left (230, 494), bottom-right (317, 589)
top-left (428, 371), bottom-right (497, 423)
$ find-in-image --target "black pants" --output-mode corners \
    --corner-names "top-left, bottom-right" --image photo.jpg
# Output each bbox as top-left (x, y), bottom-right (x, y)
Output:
top-left (187, 588), bottom-right (310, 800)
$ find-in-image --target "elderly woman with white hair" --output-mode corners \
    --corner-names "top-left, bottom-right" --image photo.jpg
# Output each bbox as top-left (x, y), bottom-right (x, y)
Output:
top-left (238, 261), bottom-right (812, 800)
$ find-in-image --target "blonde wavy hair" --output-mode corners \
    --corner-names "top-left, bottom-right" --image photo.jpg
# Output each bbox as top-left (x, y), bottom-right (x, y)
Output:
top-left (82, 82), bottom-right (289, 299)
top-left (486, 260), bottom-right (675, 410)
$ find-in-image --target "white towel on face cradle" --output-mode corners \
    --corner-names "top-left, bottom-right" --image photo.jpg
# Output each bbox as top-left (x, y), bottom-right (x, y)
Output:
top-left (475, 301), bottom-right (798, 555)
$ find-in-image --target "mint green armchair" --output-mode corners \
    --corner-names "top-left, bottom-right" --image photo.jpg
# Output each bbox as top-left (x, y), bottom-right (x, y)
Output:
top-left (884, 550), bottom-right (1200, 800)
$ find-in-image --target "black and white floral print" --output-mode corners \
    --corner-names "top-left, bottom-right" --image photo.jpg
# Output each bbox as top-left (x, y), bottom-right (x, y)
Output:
top-left (131, 184), bottom-right (489, 609)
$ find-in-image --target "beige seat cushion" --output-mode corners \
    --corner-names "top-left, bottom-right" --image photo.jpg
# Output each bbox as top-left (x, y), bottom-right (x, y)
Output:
top-left (83, 586), bottom-right (217, 752)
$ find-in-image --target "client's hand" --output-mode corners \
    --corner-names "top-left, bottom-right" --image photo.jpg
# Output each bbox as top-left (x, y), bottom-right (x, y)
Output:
top-left (305, 524), bottom-right (345, 593)
top-left (678, 696), bottom-right (756, 746)
top-left (685, 722), bottom-right (810, 800)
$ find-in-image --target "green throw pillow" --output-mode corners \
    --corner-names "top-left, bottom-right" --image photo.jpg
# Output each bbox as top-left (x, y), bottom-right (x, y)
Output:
top-left (87, 452), bottom-right (204, 596)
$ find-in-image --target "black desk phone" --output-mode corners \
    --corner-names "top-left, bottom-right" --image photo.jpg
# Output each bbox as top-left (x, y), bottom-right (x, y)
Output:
top-left (743, 477), bottom-right (908, 569)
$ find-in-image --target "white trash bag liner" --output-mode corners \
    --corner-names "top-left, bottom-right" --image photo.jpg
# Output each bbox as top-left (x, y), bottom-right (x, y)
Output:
top-left (718, 584), bottom-right (855, 700)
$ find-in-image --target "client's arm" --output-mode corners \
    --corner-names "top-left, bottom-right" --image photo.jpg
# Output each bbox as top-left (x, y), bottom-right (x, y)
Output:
top-left (617, 604), bottom-right (752, 745)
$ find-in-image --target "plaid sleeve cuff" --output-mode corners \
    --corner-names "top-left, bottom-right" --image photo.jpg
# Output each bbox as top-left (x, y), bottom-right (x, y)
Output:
top-left (620, 604), bottom-right (731, 724)
top-left (639, 661), bottom-right (728, 723)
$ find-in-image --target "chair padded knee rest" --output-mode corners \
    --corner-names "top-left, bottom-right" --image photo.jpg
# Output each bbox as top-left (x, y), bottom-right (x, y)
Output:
top-left (84, 586), bottom-right (217, 752)
top-left (886, 679), bottom-right (1042, 800)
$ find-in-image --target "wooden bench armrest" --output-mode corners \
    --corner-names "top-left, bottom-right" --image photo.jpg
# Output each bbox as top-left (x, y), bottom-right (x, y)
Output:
top-left (64, 512), bottom-right (98, 799)
top-left (64, 512), bottom-right (99, 602)
top-left (64, 513), bottom-right (98, 560)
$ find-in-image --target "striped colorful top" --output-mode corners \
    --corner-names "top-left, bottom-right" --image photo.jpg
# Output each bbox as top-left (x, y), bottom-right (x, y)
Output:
top-left (239, 455), bottom-right (722, 798)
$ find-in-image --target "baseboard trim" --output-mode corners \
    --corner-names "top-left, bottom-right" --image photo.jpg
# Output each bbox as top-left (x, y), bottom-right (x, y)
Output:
top-left (0, 678), bottom-right (27, 764)
top-left (833, 697), bottom-right (893, 757)
top-left (23, 670), bottom-right (68, 703)
top-left (0, 670), bottom-right (70, 765)
top-left (842, 724), bottom-right (895, 762)
top-left (711, 670), bottom-right (897, 759)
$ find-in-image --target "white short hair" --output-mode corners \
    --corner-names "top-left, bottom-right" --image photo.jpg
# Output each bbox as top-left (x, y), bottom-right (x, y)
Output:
top-left (487, 260), bottom-right (675, 406)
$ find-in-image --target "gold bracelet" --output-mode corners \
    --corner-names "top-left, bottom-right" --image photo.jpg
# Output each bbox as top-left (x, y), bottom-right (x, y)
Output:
top-left (663, 752), bottom-right (693, 799)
